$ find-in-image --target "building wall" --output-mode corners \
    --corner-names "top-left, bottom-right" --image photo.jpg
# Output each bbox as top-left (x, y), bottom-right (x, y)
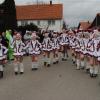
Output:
top-left (17, 19), bottom-right (63, 32)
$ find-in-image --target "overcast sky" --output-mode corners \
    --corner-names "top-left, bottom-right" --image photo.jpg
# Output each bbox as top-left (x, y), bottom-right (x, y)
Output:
top-left (15, 0), bottom-right (100, 27)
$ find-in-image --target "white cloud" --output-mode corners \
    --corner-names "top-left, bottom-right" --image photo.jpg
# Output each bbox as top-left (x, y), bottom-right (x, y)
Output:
top-left (15, 0), bottom-right (100, 27)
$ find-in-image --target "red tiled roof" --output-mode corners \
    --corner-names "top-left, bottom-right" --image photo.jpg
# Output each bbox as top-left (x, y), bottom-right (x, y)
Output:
top-left (16, 4), bottom-right (63, 20)
top-left (79, 21), bottom-right (91, 30)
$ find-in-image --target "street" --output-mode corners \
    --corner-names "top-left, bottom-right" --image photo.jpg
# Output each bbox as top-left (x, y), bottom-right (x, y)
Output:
top-left (0, 56), bottom-right (100, 100)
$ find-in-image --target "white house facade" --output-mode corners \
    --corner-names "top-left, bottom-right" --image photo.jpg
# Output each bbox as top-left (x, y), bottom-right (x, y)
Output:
top-left (17, 19), bottom-right (63, 32)
top-left (16, 3), bottom-right (63, 32)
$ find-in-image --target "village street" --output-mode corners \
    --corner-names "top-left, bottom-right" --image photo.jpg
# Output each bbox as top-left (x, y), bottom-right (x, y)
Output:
top-left (0, 55), bottom-right (100, 100)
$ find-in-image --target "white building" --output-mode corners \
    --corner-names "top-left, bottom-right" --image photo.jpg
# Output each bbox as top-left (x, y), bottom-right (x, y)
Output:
top-left (16, 3), bottom-right (63, 32)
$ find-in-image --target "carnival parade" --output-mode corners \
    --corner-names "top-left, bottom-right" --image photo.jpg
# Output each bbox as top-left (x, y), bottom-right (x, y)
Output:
top-left (0, 29), bottom-right (100, 79)
top-left (0, 0), bottom-right (100, 100)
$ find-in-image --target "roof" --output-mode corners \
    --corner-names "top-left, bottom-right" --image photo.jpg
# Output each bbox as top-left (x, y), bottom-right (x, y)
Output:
top-left (16, 4), bottom-right (63, 20)
top-left (90, 13), bottom-right (100, 28)
top-left (97, 13), bottom-right (100, 16)
top-left (78, 21), bottom-right (91, 30)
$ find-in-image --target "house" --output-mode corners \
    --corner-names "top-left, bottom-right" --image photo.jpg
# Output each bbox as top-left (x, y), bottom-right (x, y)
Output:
top-left (16, 2), bottom-right (63, 32)
top-left (90, 13), bottom-right (100, 28)
top-left (78, 21), bottom-right (91, 30)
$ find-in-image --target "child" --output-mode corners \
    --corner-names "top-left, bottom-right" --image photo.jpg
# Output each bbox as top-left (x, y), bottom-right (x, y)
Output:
top-left (59, 29), bottom-right (69, 61)
top-left (80, 33), bottom-right (86, 69)
top-left (11, 33), bottom-right (26, 75)
top-left (82, 32), bottom-right (90, 72)
top-left (28, 32), bottom-right (42, 70)
top-left (69, 30), bottom-right (76, 64)
top-left (52, 31), bottom-right (60, 64)
top-left (0, 36), bottom-right (8, 78)
top-left (97, 39), bottom-right (100, 76)
top-left (75, 33), bottom-right (81, 70)
top-left (42, 32), bottom-right (52, 67)
top-left (90, 30), bottom-right (100, 77)
top-left (87, 30), bottom-right (99, 77)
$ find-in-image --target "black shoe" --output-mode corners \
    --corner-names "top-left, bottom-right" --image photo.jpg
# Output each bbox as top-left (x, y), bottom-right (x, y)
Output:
top-left (26, 53), bottom-right (29, 56)
top-left (81, 67), bottom-right (85, 70)
top-left (34, 68), bottom-right (38, 70)
top-left (90, 73), bottom-right (93, 78)
top-left (53, 62), bottom-right (56, 64)
top-left (62, 58), bottom-right (67, 61)
top-left (0, 71), bottom-right (3, 79)
top-left (32, 68), bottom-right (35, 71)
top-left (73, 61), bottom-right (75, 64)
top-left (20, 72), bottom-right (24, 74)
top-left (47, 64), bottom-right (51, 67)
top-left (86, 69), bottom-right (90, 73)
top-left (15, 72), bottom-right (18, 75)
top-left (93, 74), bottom-right (98, 77)
top-left (62, 58), bottom-right (64, 61)
top-left (64, 59), bottom-right (67, 61)
top-left (76, 68), bottom-right (80, 70)
top-left (44, 62), bottom-right (47, 66)
top-left (56, 61), bottom-right (59, 64)
top-left (32, 68), bottom-right (38, 71)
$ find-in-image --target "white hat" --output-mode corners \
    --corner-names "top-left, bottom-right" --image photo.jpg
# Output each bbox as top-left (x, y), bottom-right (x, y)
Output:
top-left (26, 30), bottom-right (30, 33)
top-left (54, 31), bottom-right (57, 33)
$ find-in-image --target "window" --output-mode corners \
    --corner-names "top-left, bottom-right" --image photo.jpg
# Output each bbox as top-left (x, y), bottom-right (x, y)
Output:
top-left (52, 20), bottom-right (55, 25)
top-left (21, 21), bottom-right (28, 26)
top-left (48, 20), bottom-right (55, 26)
top-left (37, 20), bottom-right (40, 25)
top-left (48, 20), bottom-right (52, 25)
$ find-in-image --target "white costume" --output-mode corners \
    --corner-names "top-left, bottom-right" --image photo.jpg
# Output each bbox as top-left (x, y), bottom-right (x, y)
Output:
top-left (12, 40), bottom-right (26, 56)
top-left (52, 35), bottom-right (60, 64)
top-left (69, 36), bottom-right (76, 63)
top-left (75, 36), bottom-right (81, 69)
top-left (42, 36), bottom-right (52, 67)
top-left (59, 33), bottom-right (69, 60)
top-left (97, 40), bottom-right (100, 61)
top-left (0, 44), bottom-right (8, 61)
top-left (52, 37), bottom-right (60, 50)
top-left (86, 31), bottom-right (100, 77)
top-left (28, 39), bottom-right (42, 70)
top-left (42, 37), bottom-right (52, 51)
top-left (69, 36), bottom-right (76, 49)
top-left (75, 37), bottom-right (81, 53)
top-left (59, 33), bottom-right (69, 46)
top-left (86, 39), bottom-right (94, 56)
top-left (29, 40), bottom-right (41, 55)
top-left (11, 35), bottom-right (26, 74)
top-left (0, 44), bottom-right (8, 77)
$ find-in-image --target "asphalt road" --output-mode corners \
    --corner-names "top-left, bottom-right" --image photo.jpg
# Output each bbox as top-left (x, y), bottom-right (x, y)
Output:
top-left (0, 55), bottom-right (100, 100)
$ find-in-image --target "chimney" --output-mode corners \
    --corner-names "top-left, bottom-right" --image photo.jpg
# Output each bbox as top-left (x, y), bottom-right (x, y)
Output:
top-left (50, 0), bottom-right (52, 5)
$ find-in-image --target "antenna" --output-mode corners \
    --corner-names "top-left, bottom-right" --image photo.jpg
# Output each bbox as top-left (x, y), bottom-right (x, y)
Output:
top-left (36, 0), bottom-right (39, 5)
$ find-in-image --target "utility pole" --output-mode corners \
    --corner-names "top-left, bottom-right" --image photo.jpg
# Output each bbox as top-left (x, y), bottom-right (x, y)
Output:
top-left (37, 0), bottom-right (39, 5)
